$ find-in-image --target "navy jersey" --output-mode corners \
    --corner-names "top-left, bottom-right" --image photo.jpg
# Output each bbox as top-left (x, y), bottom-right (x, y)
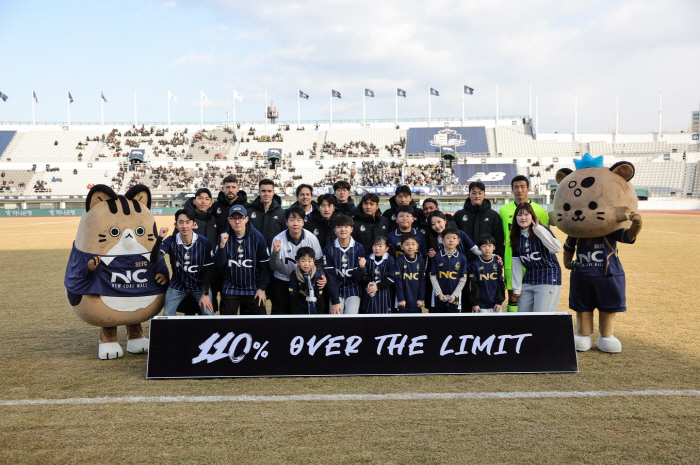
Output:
top-left (430, 250), bottom-right (468, 310)
top-left (394, 254), bottom-right (426, 313)
top-left (564, 229), bottom-right (635, 277)
top-left (160, 233), bottom-right (214, 292)
top-left (436, 230), bottom-right (476, 256)
top-left (388, 228), bottom-right (428, 259)
top-left (215, 225), bottom-right (271, 295)
top-left (512, 226), bottom-right (561, 286)
top-left (362, 253), bottom-right (397, 314)
top-left (468, 256), bottom-right (505, 308)
top-left (288, 269), bottom-right (325, 314)
top-left (323, 238), bottom-right (367, 305)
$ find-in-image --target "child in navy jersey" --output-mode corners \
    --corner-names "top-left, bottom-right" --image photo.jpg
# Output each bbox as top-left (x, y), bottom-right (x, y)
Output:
top-left (395, 233), bottom-right (426, 313)
top-left (360, 236), bottom-right (397, 314)
top-left (388, 205), bottom-right (428, 259)
top-left (468, 234), bottom-right (505, 313)
top-left (159, 209), bottom-right (214, 316)
top-left (288, 247), bottom-right (326, 314)
top-left (510, 202), bottom-right (562, 312)
top-left (323, 214), bottom-right (367, 314)
top-left (429, 227), bottom-right (469, 313)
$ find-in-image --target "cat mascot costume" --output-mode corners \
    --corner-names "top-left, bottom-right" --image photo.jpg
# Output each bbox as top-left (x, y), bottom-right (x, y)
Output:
top-left (65, 184), bottom-right (169, 359)
top-left (549, 154), bottom-right (642, 353)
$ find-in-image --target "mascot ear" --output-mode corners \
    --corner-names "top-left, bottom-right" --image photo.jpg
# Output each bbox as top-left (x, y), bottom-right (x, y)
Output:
top-left (125, 184), bottom-right (152, 209)
top-left (610, 161), bottom-right (635, 182)
top-left (556, 168), bottom-right (572, 184)
top-left (85, 184), bottom-right (118, 211)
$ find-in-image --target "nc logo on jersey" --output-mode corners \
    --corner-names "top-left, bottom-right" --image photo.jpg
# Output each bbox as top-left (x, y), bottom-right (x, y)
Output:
top-left (250, 212), bottom-right (257, 219)
top-left (467, 172), bottom-right (506, 182)
top-left (520, 252), bottom-right (542, 263)
top-left (360, 225), bottom-right (366, 232)
top-left (110, 269), bottom-right (148, 287)
top-left (176, 262), bottom-right (199, 274)
top-left (578, 251), bottom-right (604, 263)
top-left (228, 259), bottom-right (253, 268)
top-left (336, 268), bottom-right (353, 278)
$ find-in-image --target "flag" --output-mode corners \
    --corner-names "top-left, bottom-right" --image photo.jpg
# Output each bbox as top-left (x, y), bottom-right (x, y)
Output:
top-left (68, 92), bottom-right (74, 103)
top-left (33, 91), bottom-right (38, 103)
top-left (201, 90), bottom-right (208, 101)
top-left (397, 88), bottom-right (406, 98)
top-left (0, 92), bottom-right (8, 102)
top-left (365, 88), bottom-right (374, 97)
top-left (101, 91), bottom-right (107, 103)
top-left (299, 90), bottom-right (309, 100)
top-left (332, 90), bottom-right (341, 99)
top-left (430, 88), bottom-right (439, 96)
top-left (233, 90), bottom-right (243, 102)
top-left (168, 90), bottom-right (178, 102)
top-left (464, 86), bottom-right (474, 95)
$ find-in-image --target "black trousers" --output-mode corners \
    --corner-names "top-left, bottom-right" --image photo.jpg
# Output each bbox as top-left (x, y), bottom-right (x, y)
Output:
top-left (220, 293), bottom-right (266, 315)
top-left (268, 277), bottom-right (293, 315)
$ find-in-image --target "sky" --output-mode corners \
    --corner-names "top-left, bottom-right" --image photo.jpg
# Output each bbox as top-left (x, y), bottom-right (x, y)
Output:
top-left (1, 0), bottom-right (698, 134)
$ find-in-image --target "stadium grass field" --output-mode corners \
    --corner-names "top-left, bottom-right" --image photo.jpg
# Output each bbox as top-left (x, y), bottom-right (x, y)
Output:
top-left (1, 213), bottom-right (699, 463)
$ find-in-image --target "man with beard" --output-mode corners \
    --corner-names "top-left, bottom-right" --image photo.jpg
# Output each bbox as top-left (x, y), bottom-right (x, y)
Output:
top-left (212, 175), bottom-right (248, 236)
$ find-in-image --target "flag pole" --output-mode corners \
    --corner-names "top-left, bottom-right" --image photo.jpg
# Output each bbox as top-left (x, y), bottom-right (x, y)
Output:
top-left (529, 81), bottom-right (532, 120)
top-left (495, 82), bottom-right (499, 127)
top-left (574, 93), bottom-right (578, 142)
top-left (535, 93), bottom-right (539, 139)
top-left (658, 91), bottom-right (662, 139)
top-left (101, 91), bottom-right (104, 130)
top-left (264, 89), bottom-right (268, 129)
top-left (297, 89), bottom-right (300, 127)
top-left (462, 85), bottom-right (465, 127)
top-left (200, 91), bottom-right (204, 129)
top-left (395, 88), bottom-right (398, 127)
top-left (428, 86), bottom-right (431, 127)
top-left (330, 89), bottom-right (333, 129)
top-left (134, 90), bottom-right (138, 127)
top-left (363, 87), bottom-right (366, 128)
top-left (67, 90), bottom-right (71, 126)
top-left (615, 93), bottom-right (619, 138)
top-left (32, 89), bottom-right (35, 126)
top-left (232, 90), bottom-right (236, 129)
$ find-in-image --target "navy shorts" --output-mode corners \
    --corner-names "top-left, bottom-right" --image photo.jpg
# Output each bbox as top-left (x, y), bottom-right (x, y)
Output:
top-left (569, 273), bottom-right (626, 313)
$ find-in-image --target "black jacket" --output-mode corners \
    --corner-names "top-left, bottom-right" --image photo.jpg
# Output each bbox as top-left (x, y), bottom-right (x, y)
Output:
top-left (382, 196), bottom-right (422, 231)
top-left (304, 209), bottom-right (337, 249)
top-left (351, 209), bottom-right (391, 254)
top-left (336, 197), bottom-right (357, 217)
top-left (211, 189), bottom-right (249, 237)
top-left (247, 193), bottom-right (286, 247)
top-left (183, 198), bottom-right (219, 246)
top-left (289, 200), bottom-right (318, 224)
top-left (454, 198), bottom-right (504, 258)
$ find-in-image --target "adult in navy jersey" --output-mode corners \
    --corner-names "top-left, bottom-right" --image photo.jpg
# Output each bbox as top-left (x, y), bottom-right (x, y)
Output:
top-left (269, 206), bottom-right (326, 314)
top-left (467, 234), bottom-right (506, 313)
top-left (387, 205), bottom-right (428, 259)
top-left (395, 233), bottom-right (426, 313)
top-left (360, 236), bottom-right (397, 314)
top-left (215, 205), bottom-right (271, 315)
top-left (158, 209), bottom-right (214, 315)
top-left (429, 228), bottom-right (469, 313)
top-left (510, 202), bottom-right (562, 313)
top-left (323, 214), bottom-right (367, 314)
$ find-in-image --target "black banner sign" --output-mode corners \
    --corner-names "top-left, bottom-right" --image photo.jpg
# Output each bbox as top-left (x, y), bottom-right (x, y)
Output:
top-left (146, 313), bottom-right (578, 379)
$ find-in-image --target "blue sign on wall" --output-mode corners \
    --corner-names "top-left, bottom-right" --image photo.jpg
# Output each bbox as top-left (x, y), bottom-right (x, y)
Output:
top-left (407, 127), bottom-right (488, 155)
top-left (453, 164), bottom-right (518, 186)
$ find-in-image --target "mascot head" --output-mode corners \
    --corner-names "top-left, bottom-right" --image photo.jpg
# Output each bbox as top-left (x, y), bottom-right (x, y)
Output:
top-left (65, 184), bottom-right (165, 327)
top-left (550, 154), bottom-right (638, 239)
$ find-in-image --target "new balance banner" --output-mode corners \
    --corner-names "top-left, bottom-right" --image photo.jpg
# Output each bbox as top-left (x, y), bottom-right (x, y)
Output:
top-left (146, 313), bottom-right (578, 378)
top-left (453, 163), bottom-right (518, 186)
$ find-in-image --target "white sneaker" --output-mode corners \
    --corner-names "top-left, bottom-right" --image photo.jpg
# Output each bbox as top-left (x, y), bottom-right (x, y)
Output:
top-left (574, 335), bottom-right (592, 352)
top-left (597, 335), bottom-right (622, 353)
top-left (126, 338), bottom-right (149, 354)
top-left (99, 342), bottom-right (124, 360)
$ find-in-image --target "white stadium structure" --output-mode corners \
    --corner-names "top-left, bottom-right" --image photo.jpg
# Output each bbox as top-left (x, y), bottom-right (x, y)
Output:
top-left (1, 117), bottom-right (699, 212)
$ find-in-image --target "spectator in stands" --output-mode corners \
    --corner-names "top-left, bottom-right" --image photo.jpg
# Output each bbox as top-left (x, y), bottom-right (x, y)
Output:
top-left (352, 193), bottom-right (391, 254)
top-left (333, 180), bottom-right (356, 216)
top-left (382, 185), bottom-right (421, 231)
top-left (212, 175), bottom-right (248, 236)
top-left (247, 178), bottom-right (286, 247)
top-left (289, 184), bottom-right (316, 222)
top-left (454, 181), bottom-right (504, 259)
top-left (305, 194), bottom-right (339, 250)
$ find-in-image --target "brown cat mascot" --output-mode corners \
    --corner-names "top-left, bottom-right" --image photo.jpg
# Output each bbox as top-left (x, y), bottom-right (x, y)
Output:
top-left (549, 154), bottom-right (642, 353)
top-left (65, 184), bottom-right (169, 359)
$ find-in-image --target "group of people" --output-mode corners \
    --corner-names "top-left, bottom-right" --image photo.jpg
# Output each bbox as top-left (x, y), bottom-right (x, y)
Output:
top-left (156, 174), bottom-right (563, 317)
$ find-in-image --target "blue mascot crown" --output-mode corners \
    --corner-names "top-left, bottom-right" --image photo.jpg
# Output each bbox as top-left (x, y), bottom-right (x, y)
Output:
top-left (574, 153), bottom-right (604, 170)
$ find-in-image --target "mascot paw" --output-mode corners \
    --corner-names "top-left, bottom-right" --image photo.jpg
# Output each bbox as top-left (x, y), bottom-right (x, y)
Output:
top-left (88, 256), bottom-right (101, 271)
top-left (597, 335), bottom-right (622, 354)
top-left (574, 335), bottom-right (592, 352)
top-left (155, 273), bottom-right (168, 285)
top-left (99, 342), bottom-right (124, 360)
top-left (126, 337), bottom-right (149, 354)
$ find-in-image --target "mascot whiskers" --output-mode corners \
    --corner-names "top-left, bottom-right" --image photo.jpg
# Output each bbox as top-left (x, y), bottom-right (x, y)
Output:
top-left (549, 154), bottom-right (642, 353)
top-left (65, 184), bottom-right (169, 359)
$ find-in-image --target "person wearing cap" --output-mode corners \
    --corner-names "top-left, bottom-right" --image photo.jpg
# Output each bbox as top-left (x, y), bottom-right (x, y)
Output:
top-left (215, 204), bottom-right (271, 315)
